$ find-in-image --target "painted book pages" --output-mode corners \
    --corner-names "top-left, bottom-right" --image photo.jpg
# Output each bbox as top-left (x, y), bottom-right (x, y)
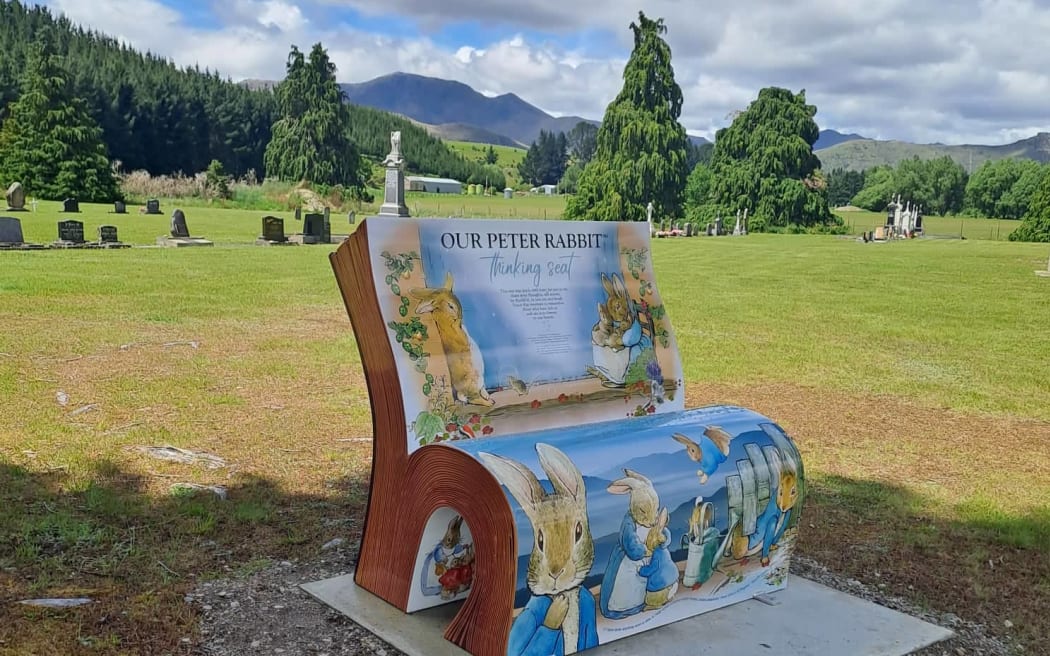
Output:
top-left (365, 218), bottom-right (685, 454)
top-left (454, 405), bottom-right (806, 655)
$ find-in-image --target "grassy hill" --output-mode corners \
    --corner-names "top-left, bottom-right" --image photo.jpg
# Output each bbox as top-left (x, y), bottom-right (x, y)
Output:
top-left (446, 140), bottom-right (527, 188)
top-left (817, 132), bottom-right (1050, 171)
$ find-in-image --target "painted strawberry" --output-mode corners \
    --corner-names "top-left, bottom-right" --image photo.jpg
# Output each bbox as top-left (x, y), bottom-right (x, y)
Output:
top-left (530, 399), bottom-right (541, 409)
top-left (481, 425), bottom-right (494, 435)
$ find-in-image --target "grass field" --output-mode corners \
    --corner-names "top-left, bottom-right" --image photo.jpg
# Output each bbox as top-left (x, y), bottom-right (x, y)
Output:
top-left (2, 204), bottom-right (1049, 654)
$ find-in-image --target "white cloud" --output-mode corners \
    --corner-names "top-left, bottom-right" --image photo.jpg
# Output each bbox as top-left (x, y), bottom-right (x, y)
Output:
top-left (40, 0), bottom-right (1050, 144)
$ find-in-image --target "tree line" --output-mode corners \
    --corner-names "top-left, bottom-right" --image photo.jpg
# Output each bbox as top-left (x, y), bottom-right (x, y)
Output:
top-left (0, 1), bottom-right (501, 201)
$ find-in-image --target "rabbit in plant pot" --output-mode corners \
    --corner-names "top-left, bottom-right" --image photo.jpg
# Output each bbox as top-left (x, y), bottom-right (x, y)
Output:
top-left (411, 272), bottom-right (494, 406)
top-left (479, 444), bottom-right (598, 656)
top-left (598, 469), bottom-right (660, 619)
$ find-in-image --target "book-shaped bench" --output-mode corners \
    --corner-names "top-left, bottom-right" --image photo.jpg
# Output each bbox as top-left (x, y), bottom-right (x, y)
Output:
top-left (330, 217), bottom-right (806, 656)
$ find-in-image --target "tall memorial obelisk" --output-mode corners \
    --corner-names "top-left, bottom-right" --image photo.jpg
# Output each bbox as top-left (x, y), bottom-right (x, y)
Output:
top-left (378, 131), bottom-right (410, 217)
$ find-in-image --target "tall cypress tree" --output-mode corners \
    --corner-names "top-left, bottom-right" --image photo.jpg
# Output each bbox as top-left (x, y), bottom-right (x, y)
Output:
top-left (0, 28), bottom-right (119, 201)
top-left (264, 43), bottom-right (363, 188)
top-left (565, 12), bottom-right (689, 221)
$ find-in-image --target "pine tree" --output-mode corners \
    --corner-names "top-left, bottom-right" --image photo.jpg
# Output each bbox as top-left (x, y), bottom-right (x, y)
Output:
top-left (0, 28), bottom-right (119, 201)
top-left (264, 43), bottom-right (363, 188)
top-left (700, 87), bottom-right (836, 231)
top-left (565, 12), bottom-right (689, 221)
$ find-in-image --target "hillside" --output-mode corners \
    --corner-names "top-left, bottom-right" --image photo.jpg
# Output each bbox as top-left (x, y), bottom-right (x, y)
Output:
top-left (341, 72), bottom-right (596, 146)
top-left (0, 1), bottom-right (273, 177)
top-left (817, 132), bottom-right (1050, 171)
top-left (411, 120), bottom-right (523, 148)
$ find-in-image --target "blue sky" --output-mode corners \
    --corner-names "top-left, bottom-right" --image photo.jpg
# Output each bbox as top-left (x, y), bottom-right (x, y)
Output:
top-left (42, 0), bottom-right (1050, 145)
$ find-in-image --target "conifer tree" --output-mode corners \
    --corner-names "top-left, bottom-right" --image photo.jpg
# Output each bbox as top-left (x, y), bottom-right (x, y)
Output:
top-left (1009, 171), bottom-right (1050, 242)
top-left (565, 12), bottom-right (689, 221)
top-left (264, 43), bottom-right (363, 188)
top-left (0, 28), bottom-right (119, 201)
top-left (698, 87), bottom-right (836, 231)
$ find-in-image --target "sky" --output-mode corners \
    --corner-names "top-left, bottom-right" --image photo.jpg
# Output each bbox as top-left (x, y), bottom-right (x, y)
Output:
top-left (41, 0), bottom-right (1050, 145)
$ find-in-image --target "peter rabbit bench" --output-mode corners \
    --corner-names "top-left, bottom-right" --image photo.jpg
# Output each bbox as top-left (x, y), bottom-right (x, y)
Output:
top-left (330, 216), bottom-right (806, 656)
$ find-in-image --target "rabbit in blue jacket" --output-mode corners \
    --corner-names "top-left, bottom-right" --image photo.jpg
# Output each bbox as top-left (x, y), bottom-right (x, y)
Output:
top-left (638, 507), bottom-right (679, 610)
top-left (479, 444), bottom-right (598, 655)
top-left (730, 469), bottom-right (799, 566)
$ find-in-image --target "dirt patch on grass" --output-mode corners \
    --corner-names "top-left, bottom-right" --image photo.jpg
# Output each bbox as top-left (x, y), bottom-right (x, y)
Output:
top-left (2, 374), bottom-right (1046, 655)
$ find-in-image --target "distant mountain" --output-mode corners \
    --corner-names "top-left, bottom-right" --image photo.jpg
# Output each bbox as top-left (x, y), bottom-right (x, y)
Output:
top-left (409, 120), bottom-right (524, 148)
top-left (816, 132), bottom-right (1050, 172)
top-left (814, 129), bottom-right (866, 150)
top-left (341, 72), bottom-right (597, 147)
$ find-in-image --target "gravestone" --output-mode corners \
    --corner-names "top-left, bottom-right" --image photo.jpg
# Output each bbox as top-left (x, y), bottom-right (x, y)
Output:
top-left (5, 182), bottom-right (26, 211)
top-left (170, 209), bottom-right (189, 237)
top-left (256, 216), bottom-right (295, 246)
top-left (97, 225), bottom-right (129, 248)
top-left (157, 208), bottom-right (212, 247)
top-left (54, 219), bottom-right (87, 247)
top-left (348, 211), bottom-right (356, 225)
top-left (300, 213), bottom-right (325, 244)
top-left (685, 222), bottom-right (694, 237)
top-left (0, 216), bottom-right (44, 249)
top-left (378, 130), bottom-right (410, 217)
top-left (322, 207), bottom-right (332, 244)
top-left (145, 199), bottom-right (161, 215)
top-left (114, 200), bottom-right (127, 214)
top-left (0, 216), bottom-right (25, 244)
top-left (62, 198), bottom-right (80, 213)
top-left (294, 206), bottom-right (302, 222)
top-left (714, 215), bottom-right (724, 236)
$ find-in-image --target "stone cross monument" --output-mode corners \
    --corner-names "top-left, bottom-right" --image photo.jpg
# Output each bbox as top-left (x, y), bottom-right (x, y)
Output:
top-left (378, 131), bottom-right (410, 217)
top-left (646, 201), bottom-right (655, 237)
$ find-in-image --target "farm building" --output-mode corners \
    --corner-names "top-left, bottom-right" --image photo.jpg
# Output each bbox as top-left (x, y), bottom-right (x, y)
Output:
top-left (406, 176), bottom-right (462, 194)
top-left (530, 184), bottom-right (557, 195)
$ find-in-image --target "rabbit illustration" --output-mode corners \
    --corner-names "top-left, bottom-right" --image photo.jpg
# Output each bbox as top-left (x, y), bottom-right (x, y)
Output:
top-left (639, 507), bottom-right (678, 610)
top-left (478, 444), bottom-right (597, 656)
top-left (591, 273), bottom-right (639, 352)
top-left (420, 515), bottom-right (468, 597)
top-left (411, 272), bottom-right (494, 407)
top-left (439, 543), bottom-right (474, 599)
top-left (598, 469), bottom-right (659, 619)
top-left (672, 425), bottom-right (735, 484)
top-left (730, 469), bottom-right (799, 566)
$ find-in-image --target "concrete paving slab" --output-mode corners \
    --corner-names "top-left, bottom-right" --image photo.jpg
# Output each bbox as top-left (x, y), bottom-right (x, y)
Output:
top-left (302, 574), bottom-right (953, 656)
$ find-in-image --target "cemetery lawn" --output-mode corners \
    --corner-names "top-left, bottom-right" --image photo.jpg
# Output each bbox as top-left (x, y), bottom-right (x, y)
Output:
top-left (1, 214), bottom-right (1049, 654)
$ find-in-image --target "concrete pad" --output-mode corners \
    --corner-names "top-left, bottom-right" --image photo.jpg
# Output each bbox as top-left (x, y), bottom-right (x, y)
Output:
top-left (302, 574), bottom-right (952, 656)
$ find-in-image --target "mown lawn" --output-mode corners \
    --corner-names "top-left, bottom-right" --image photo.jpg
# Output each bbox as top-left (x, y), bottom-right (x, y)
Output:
top-left (1, 210), bottom-right (1048, 654)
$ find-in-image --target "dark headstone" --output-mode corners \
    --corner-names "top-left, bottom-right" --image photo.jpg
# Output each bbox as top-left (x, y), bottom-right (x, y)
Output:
top-left (294, 207), bottom-right (302, 222)
top-left (348, 211), bottom-right (356, 225)
top-left (98, 225), bottom-right (119, 243)
top-left (146, 199), bottom-right (161, 215)
top-left (57, 220), bottom-right (85, 243)
top-left (914, 213), bottom-right (923, 229)
top-left (0, 216), bottom-right (24, 243)
top-left (170, 209), bottom-right (189, 238)
top-left (62, 198), bottom-right (80, 213)
top-left (886, 208), bottom-right (895, 226)
top-left (114, 200), bottom-right (127, 214)
top-left (685, 223), bottom-right (694, 237)
top-left (5, 182), bottom-right (26, 211)
top-left (322, 208), bottom-right (331, 244)
top-left (261, 216), bottom-right (286, 242)
top-left (714, 216), bottom-right (724, 235)
top-left (303, 213), bottom-right (323, 238)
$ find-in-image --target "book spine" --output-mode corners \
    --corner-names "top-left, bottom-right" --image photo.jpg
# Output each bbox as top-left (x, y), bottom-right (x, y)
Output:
top-left (332, 228), bottom-right (514, 655)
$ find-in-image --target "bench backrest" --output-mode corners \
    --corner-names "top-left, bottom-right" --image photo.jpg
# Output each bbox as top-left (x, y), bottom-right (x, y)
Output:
top-left (356, 217), bottom-right (684, 452)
